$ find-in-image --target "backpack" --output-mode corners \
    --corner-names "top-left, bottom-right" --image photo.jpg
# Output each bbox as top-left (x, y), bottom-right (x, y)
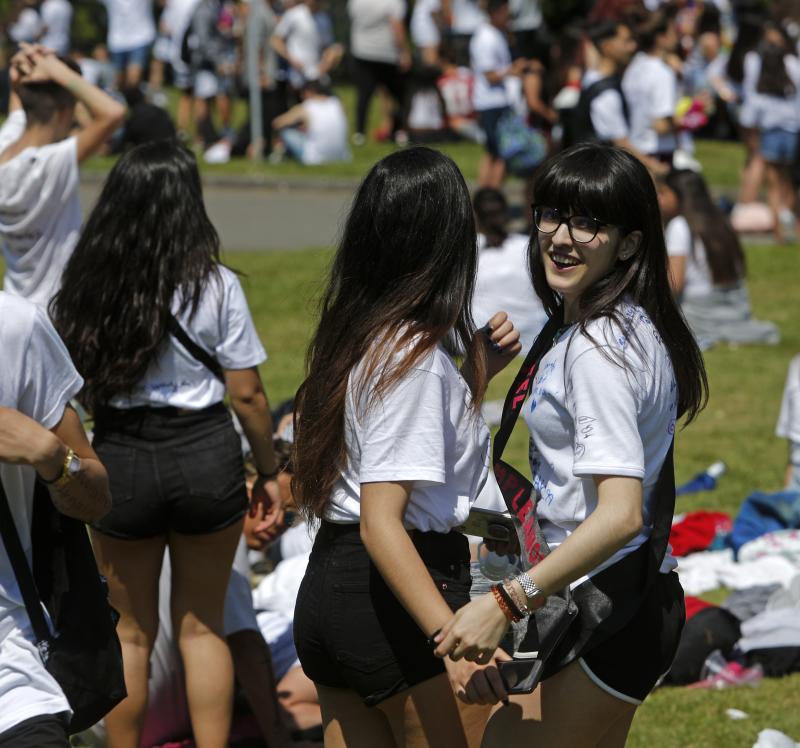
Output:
top-left (561, 75), bottom-right (629, 149)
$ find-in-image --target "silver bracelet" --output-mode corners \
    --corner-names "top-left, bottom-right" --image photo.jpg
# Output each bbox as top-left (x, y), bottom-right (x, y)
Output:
top-left (514, 572), bottom-right (546, 611)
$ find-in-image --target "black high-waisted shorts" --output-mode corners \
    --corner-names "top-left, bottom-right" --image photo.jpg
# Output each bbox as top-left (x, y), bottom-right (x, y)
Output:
top-left (91, 403), bottom-right (247, 540)
top-left (293, 521), bottom-right (471, 706)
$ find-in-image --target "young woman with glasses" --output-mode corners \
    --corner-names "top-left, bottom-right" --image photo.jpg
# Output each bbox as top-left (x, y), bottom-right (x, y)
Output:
top-left (434, 143), bottom-right (708, 747)
top-left (291, 146), bottom-right (522, 747)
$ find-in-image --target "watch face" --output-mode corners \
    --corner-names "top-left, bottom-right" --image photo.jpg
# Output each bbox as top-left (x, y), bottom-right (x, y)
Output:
top-left (67, 453), bottom-right (81, 477)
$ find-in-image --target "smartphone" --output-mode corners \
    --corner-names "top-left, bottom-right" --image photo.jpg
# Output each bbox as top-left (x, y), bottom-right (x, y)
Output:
top-left (454, 507), bottom-right (517, 542)
top-left (498, 658), bottom-right (544, 695)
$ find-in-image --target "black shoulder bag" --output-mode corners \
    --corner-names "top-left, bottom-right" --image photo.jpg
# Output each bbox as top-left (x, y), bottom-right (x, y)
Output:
top-left (493, 311), bottom-right (677, 692)
top-left (0, 479), bottom-right (126, 733)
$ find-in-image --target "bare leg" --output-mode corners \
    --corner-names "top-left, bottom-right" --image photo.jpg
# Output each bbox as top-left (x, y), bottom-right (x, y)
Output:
top-left (316, 684), bottom-right (396, 748)
top-left (177, 91), bottom-right (193, 135)
top-left (169, 521), bottom-right (243, 748)
top-left (91, 531), bottom-right (167, 748)
top-left (277, 666), bottom-right (322, 733)
top-left (126, 63), bottom-right (144, 89)
top-left (405, 694), bottom-right (490, 748)
top-left (765, 162), bottom-right (785, 242)
top-left (480, 659), bottom-right (637, 748)
top-left (377, 672), bottom-right (470, 748)
top-left (739, 128), bottom-right (765, 204)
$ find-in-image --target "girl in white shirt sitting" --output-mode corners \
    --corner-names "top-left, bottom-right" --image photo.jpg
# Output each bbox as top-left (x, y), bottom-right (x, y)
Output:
top-left (661, 168), bottom-right (779, 350)
top-left (292, 147), bottom-right (521, 747)
top-left (51, 141), bottom-right (282, 748)
top-left (434, 144), bottom-right (708, 747)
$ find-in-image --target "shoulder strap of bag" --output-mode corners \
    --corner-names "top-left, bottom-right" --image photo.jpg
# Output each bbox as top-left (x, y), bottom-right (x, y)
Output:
top-left (492, 310), bottom-right (565, 569)
top-left (167, 314), bottom-right (225, 383)
top-left (0, 478), bottom-right (52, 648)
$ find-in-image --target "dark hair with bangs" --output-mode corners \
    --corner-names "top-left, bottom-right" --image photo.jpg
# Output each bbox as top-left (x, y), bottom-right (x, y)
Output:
top-left (530, 143), bottom-right (707, 423)
top-left (293, 147), bottom-right (487, 520)
top-left (50, 140), bottom-right (222, 412)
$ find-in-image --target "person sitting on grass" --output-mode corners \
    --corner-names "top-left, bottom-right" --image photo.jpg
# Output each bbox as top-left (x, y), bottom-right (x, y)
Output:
top-left (271, 79), bottom-right (350, 165)
top-left (0, 44), bottom-right (125, 307)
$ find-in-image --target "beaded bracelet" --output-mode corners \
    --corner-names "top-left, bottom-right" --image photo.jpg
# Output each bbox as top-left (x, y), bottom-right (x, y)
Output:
top-left (491, 584), bottom-right (523, 623)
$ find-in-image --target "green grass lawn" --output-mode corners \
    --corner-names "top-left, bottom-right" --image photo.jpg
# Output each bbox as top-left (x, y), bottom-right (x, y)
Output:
top-left (231, 240), bottom-right (800, 747)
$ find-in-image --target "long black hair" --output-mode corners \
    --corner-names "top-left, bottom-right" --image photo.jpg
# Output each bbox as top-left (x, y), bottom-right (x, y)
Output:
top-left (50, 140), bottom-right (221, 412)
top-left (756, 24), bottom-right (795, 98)
top-left (664, 169), bottom-right (745, 286)
top-left (530, 144), bottom-right (707, 423)
top-left (293, 147), bottom-right (486, 520)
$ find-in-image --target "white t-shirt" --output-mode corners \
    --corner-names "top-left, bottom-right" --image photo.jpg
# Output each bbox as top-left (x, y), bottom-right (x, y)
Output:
top-left (303, 96), bottom-right (350, 164)
top-left (0, 112), bottom-right (81, 308)
top-left (103, 0), bottom-right (156, 52)
top-left (8, 8), bottom-right (43, 43)
top-left (162, 0), bottom-right (203, 71)
top-left (40, 0), bottom-right (73, 55)
top-left (582, 68), bottom-right (629, 142)
top-left (451, 0), bottom-right (486, 34)
top-left (0, 293), bottom-right (82, 733)
top-left (109, 267), bottom-right (266, 409)
top-left (776, 354), bottom-right (800, 467)
top-left (410, 0), bottom-right (441, 48)
top-left (472, 233), bottom-right (547, 352)
top-left (274, 4), bottom-right (322, 87)
top-left (470, 22), bottom-right (512, 111)
top-left (622, 52), bottom-right (678, 155)
top-left (665, 215), bottom-right (713, 299)
top-left (348, 0), bottom-right (406, 65)
top-left (327, 343), bottom-right (491, 533)
top-left (741, 51), bottom-right (800, 133)
top-left (510, 0), bottom-right (542, 32)
top-left (523, 303), bottom-right (678, 583)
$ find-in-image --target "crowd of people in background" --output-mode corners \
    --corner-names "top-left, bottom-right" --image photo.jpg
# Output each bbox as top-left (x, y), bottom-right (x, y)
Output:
top-left (0, 1), bottom-right (799, 748)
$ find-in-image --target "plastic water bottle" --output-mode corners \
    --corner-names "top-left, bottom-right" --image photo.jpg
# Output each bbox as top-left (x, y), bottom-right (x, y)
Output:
top-left (677, 461), bottom-right (727, 496)
top-left (477, 543), bottom-right (518, 581)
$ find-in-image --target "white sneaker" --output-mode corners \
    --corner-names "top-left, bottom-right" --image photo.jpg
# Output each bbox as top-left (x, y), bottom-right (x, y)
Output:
top-left (204, 140), bottom-right (231, 165)
top-left (351, 132), bottom-right (366, 146)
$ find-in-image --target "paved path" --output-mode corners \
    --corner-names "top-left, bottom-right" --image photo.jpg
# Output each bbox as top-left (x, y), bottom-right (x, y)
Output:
top-left (79, 179), bottom-right (355, 251)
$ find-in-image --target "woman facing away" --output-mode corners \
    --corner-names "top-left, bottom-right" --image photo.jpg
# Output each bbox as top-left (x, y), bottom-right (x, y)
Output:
top-left (434, 144), bottom-right (708, 747)
top-left (472, 187), bottom-right (548, 352)
top-left (660, 168), bottom-right (779, 350)
top-left (292, 146), bottom-right (523, 748)
top-left (50, 140), bottom-right (284, 748)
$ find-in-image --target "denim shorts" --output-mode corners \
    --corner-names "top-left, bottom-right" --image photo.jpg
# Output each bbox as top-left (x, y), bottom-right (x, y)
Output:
top-left (91, 403), bottom-right (247, 540)
top-left (478, 106), bottom-right (511, 157)
top-left (760, 127), bottom-right (798, 164)
top-left (293, 521), bottom-right (471, 706)
top-left (110, 43), bottom-right (151, 72)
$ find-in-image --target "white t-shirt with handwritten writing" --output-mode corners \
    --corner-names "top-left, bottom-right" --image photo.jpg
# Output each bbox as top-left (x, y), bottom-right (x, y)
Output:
top-left (522, 303), bottom-right (677, 581)
top-left (327, 342), bottom-right (491, 533)
top-left (109, 266), bottom-right (266, 409)
top-left (0, 111), bottom-right (80, 308)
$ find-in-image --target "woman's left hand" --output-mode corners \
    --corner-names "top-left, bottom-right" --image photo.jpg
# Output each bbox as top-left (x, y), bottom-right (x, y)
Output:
top-left (481, 312), bottom-right (522, 380)
top-left (249, 476), bottom-right (284, 533)
top-left (434, 592), bottom-right (511, 662)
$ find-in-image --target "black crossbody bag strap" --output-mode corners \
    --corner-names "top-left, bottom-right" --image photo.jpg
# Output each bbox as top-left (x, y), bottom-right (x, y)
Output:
top-left (492, 310), bottom-right (565, 568)
top-left (167, 314), bottom-right (225, 383)
top-left (0, 479), bottom-right (52, 651)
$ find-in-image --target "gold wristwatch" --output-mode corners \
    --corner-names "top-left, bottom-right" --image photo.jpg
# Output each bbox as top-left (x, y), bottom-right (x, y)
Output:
top-left (39, 448), bottom-right (81, 489)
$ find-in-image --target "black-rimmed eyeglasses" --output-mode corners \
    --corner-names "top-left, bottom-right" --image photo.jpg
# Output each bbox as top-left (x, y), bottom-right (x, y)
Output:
top-left (532, 205), bottom-right (609, 244)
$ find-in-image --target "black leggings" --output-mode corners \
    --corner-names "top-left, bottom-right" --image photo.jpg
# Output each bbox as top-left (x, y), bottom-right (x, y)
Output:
top-left (350, 56), bottom-right (406, 137)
